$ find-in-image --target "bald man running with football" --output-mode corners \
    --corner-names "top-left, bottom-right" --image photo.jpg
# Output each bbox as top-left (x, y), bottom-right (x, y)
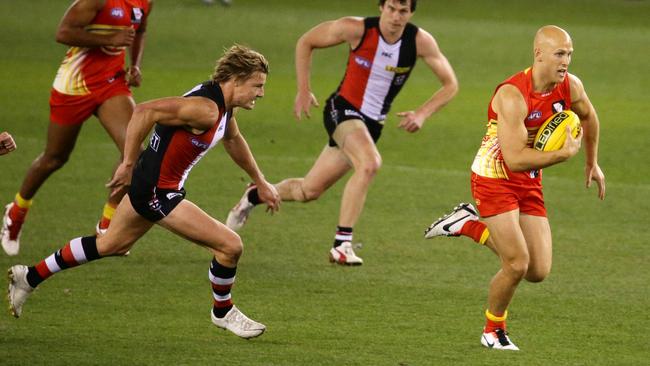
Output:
top-left (424, 25), bottom-right (605, 350)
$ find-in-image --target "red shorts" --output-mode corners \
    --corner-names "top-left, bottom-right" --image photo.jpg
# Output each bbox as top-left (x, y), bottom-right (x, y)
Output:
top-left (49, 75), bottom-right (131, 125)
top-left (470, 172), bottom-right (546, 218)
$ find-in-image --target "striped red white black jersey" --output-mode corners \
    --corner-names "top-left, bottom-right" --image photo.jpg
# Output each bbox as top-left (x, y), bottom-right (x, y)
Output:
top-left (337, 17), bottom-right (418, 121)
top-left (133, 81), bottom-right (232, 190)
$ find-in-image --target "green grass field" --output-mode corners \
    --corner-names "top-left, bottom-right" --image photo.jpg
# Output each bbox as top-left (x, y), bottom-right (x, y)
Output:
top-left (1, 0), bottom-right (649, 364)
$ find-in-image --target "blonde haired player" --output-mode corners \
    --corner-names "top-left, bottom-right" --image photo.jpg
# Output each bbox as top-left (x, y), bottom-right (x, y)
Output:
top-left (8, 45), bottom-right (280, 339)
top-left (425, 25), bottom-right (605, 350)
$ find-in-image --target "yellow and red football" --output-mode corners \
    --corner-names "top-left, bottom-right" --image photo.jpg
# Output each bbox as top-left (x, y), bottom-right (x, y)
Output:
top-left (533, 110), bottom-right (581, 151)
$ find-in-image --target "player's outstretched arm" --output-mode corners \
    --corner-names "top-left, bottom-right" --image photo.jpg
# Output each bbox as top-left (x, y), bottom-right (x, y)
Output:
top-left (222, 117), bottom-right (280, 212)
top-left (127, 1), bottom-right (153, 87)
top-left (294, 17), bottom-right (364, 120)
top-left (569, 74), bottom-right (605, 200)
top-left (397, 29), bottom-right (459, 133)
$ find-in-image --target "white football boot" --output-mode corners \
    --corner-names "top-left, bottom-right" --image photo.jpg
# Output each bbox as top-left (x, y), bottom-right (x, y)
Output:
top-left (424, 202), bottom-right (479, 239)
top-left (225, 184), bottom-right (257, 232)
top-left (211, 305), bottom-right (266, 339)
top-left (1, 203), bottom-right (22, 256)
top-left (7, 265), bottom-right (34, 318)
top-left (328, 241), bottom-right (363, 266)
top-left (481, 328), bottom-right (520, 351)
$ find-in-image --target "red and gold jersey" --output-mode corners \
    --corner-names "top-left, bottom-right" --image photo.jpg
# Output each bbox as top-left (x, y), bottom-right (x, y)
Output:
top-left (52, 0), bottom-right (150, 96)
top-left (470, 68), bottom-right (572, 184)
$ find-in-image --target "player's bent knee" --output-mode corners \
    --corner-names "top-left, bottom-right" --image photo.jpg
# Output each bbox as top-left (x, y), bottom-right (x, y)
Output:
top-left (301, 186), bottom-right (323, 202)
top-left (503, 259), bottom-right (529, 280)
top-left (38, 153), bottom-right (70, 172)
top-left (219, 233), bottom-right (243, 262)
top-left (525, 268), bottom-right (551, 283)
top-left (359, 156), bottom-right (382, 178)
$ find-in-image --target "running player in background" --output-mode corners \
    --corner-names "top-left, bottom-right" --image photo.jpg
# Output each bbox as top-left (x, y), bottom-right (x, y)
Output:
top-left (0, 132), bottom-right (17, 156)
top-left (425, 25), bottom-right (605, 350)
top-left (2, 0), bottom-right (152, 256)
top-left (226, 0), bottom-right (458, 265)
top-left (7, 45), bottom-right (280, 339)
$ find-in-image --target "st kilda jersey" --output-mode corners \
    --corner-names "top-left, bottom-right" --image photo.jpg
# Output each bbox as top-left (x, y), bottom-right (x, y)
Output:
top-left (133, 81), bottom-right (232, 190)
top-left (336, 17), bottom-right (418, 121)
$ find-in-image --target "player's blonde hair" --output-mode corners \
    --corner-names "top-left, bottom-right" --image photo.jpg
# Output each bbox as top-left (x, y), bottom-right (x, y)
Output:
top-left (211, 44), bottom-right (269, 83)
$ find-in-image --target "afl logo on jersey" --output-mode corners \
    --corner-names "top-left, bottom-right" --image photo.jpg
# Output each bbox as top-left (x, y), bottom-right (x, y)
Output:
top-left (527, 111), bottom-right (542, 120)
top-left (354, 56), bottom-right (372, 69)
top-left (110, 8), bottom-right (125, 18)
top-left (190, 138), bottom-right (209, 150)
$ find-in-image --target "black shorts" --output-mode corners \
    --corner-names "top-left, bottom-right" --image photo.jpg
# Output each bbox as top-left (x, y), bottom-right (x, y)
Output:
top-left (128, 172), bottom-right (186, 222)
top-left (323, 94), bottom-right (384, 147)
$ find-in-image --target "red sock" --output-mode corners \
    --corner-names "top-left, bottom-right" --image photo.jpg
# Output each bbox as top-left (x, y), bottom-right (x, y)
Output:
top-left (485, 318), bottom-right (506, 333)
top-left (459, 220), bottom-right (489, 244)
top-left (484, 309), bottom-right (507, 333)
top-left (98, 203), bottom-right (117, 230)
top-left (9, 202), bottom-right (28, 222)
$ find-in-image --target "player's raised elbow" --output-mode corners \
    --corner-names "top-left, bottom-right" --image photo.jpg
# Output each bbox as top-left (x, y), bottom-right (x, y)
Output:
top-left (446, 80), bottom-right (459, 99)
top-left (54, 28), bottom-right (70, 45)
top-left (54, 23), bottom-right (79, 45)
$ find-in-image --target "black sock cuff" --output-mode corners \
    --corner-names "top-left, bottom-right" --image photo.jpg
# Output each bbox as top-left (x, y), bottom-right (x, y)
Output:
top-left (26, 266), bottom-right (44, 288)
top-left (210, 258), bottom-right (237, 278)
top-left (247, 188), bottom-right (261, 205)
top-left (81, 236), bottom-right (101, 261)
top-left (336, 226), bottom-right (353, 234)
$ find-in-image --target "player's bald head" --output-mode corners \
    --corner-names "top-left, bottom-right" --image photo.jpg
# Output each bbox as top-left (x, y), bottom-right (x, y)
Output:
top-left (534, 25), bottom-right (572, 51)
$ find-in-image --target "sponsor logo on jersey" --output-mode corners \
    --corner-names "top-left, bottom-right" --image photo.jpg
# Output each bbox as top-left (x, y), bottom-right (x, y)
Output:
top-left (552, 101), bottom-right (565, 113)
top-left (190, 138), bottom-right (209, 150)
top-left (354, 56), bottom-right (372, 69)
top-left (150, 131), bottom-right (160, 152)
top-left (385, 65), bottom-right (411, 74)
top-left (381, 51), bottom-right (393, 58)
top-left (110, 8), bottom-right (124, 18)
top-left (344, 109), bottom-right (362, 119)
top-left (166, 192), bottom-right (183, 200)
top-left (393, 74), bottom-right (407, 86)
top-left (527, 110), bottom-right (542, 120)
top-left (131, 8), bottom-right (143, 24)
